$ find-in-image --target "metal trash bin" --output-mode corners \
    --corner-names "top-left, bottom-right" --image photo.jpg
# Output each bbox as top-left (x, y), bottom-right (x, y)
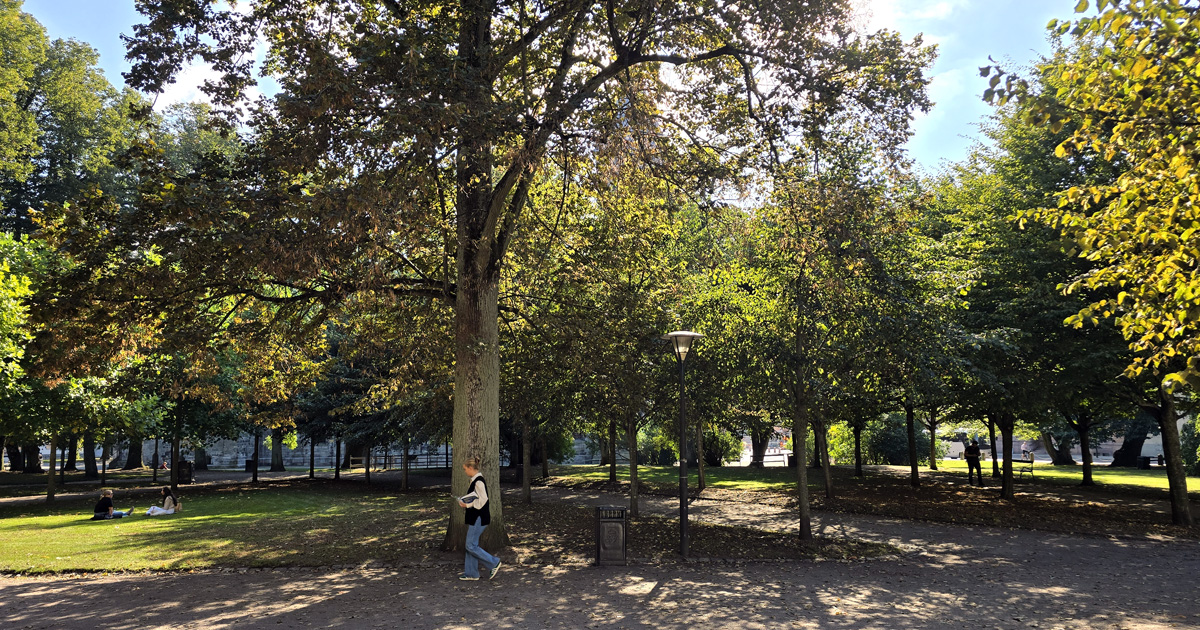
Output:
top-left (595, 505), bottom-right (628, 566)
top-left (176, 460), bottom-right (194, 484)
top-left (1138, 456), bottom-right (1152, 470)
top-left (244, 458), bottom-right (258, 472)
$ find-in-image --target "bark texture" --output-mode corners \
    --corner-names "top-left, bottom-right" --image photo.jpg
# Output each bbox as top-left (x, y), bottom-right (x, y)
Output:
top-left (83, 432), bottom-right (98, 479)
top-left (749, 430), bottom-right (769, 468)
top-left (1148, 385), bottom-right (1192, 527)
top-left (123, 439), bottom-right (144, 470)
top-left (270, 428), bottom-right (286, 472)
top-left (904, 399), bottom-right (919, 487)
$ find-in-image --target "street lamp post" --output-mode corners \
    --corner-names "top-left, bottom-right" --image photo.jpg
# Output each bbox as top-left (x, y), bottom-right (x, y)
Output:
top-left (663, 330), bottom-right (702, 557)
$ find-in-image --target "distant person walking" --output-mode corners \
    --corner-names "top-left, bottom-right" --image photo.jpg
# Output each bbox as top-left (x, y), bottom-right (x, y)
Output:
top-left (965, 439), bottom-right (984, 486)
top-left (456, 456), bottom-right (501, 581)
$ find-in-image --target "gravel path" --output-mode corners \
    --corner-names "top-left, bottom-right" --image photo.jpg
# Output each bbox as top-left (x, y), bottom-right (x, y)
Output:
top-left (2, 481), bottom-right (1198, 629)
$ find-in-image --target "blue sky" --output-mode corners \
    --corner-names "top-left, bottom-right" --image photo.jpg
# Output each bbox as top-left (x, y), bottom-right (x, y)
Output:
top-left (22, 0), bottom-right (1074, 172)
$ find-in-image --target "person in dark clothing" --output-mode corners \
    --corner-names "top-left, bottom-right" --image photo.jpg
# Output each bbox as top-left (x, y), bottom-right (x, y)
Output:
top-left (456, 456), bottom-right (501, 581)
top-left (93, 489), bottom-right (133, 519)
top-left (964, 439), bottom-right (984, 486)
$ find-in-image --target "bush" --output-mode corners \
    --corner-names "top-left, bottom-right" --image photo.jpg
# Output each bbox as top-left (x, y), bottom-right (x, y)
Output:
top-left (827, 423), bottom-right (857, 464)
top-left (1182, 420), bottom-right (1200, 476)
top-left (701, 428), bottom-right (744, 466)
top-left (859, 415), bottom-right (931, 463)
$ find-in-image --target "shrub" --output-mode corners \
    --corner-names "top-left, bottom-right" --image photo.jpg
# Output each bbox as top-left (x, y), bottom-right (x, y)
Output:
top-left (701, 428), bottom-right (744, 466)
top-left (857, 414), bottom-right (932, 466)
top-left (1182, 420), bottom-right (1200, 476)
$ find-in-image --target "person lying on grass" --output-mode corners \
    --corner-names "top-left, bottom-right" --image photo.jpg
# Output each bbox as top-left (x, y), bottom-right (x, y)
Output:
top-left (92, 489), bottom-right (134, 520)
top-left (145, 486), bottom-right (181, 516)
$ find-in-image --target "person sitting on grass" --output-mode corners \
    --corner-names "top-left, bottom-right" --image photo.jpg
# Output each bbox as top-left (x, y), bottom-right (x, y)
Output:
top-left (145, 486), bottom-right (181, 516)
top-left (92, 489), bottom-right (134, 520)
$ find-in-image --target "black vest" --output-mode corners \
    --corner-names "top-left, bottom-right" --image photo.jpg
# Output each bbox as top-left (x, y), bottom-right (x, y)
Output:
top-left (464, 475), bottom-right (491, 526)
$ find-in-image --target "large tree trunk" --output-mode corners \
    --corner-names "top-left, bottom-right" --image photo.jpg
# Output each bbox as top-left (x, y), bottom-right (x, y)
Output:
top-left (252, 431), bottom-right (261, 483)
top-left (925, 408), bottom-right (939, 471)
top-left (521, 414), bottom-right (532, 505)
top-left (83, 431), bottom-right (98, 479)
top-left (1152, 385), bottom-right (1192, 527)
top-left (608, 418), bottom-right (618, 482)
top-left (152, 437), bottom-right (161, 476)
top-left (749, 429), bottom-right (769, 468)
top-left (791, 404), bottom-right (812, 540)
top-left (22, 442), bottom-right (42, 473)
top-left (817, 415), bottom-right (833, 499)
top-left (46, 435), bottom-right (57, 502)
top-left (365, 443), bottom-right (371, 484)
top-left (123, 439), bottom-right (144, 470)
top-left (270, 428), bottom-right (286, 472)
top-left (1040, 431), bottom-right (1077, 465)
top-left (334, 437), bottom-right (341, 480)
top-left (5, 442), bottom-right (21, 471)
top-left (1077, 420), bottom-right (1095, 486)
top-left (401, 434), bottom-right (410, 491)
top-left (443, 268), bottom-right (506, 552)
top-left (626, 412), bottom-right (639, 518)
top-left (988, 418), bottom-right (1000, 478)
top-left (64, 435), bottom-right (78, 472)
top-left (100, 441), bottom-right (108, 486)
top-left (904, 398), bottom-right (919, 487)
top-left (170, 408), bottom-right (182, 491)
top-left (1110, 435), bottom-right (1147, 467)
top-left (853, 425), bottom-right (863, 477)
top-left (695, 415), bottom-right (706, 492)
top-left (994, 411), bottom-right (1016, 500)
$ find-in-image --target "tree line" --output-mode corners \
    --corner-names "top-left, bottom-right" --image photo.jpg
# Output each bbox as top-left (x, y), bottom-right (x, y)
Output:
top-left (0, 0), bottom-right (1195, 552)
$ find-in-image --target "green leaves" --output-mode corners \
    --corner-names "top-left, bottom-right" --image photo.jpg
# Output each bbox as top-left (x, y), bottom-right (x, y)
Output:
top-left (986, 0), bottom-right (1200, 387)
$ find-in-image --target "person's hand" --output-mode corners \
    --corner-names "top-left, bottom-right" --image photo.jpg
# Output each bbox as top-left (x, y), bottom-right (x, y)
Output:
top-left (458, 500), bottom-right (468, 508)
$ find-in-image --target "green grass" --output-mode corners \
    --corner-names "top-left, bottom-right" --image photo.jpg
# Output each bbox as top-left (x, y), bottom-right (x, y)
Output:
top-left (552, 464), bottom-right (796, 491)
top-left (0, 482), bottom-right (448, 573)
top-left (931, 458), bottom-right (1200, 495)
top-left (553, 461), bottom-right (1200, 496)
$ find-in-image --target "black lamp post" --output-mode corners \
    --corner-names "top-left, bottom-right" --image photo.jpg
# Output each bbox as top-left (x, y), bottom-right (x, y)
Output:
top-left (664, 330), bottom-right (702, 557)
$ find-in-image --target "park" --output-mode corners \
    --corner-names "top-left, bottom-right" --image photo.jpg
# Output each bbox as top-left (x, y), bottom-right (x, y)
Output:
top-left (2, 0), bottom-right (1200, 628)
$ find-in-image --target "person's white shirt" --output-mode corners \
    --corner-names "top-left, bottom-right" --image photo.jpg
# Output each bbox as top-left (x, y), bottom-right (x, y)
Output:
top-left (464, 473), bottom-right (488, 509)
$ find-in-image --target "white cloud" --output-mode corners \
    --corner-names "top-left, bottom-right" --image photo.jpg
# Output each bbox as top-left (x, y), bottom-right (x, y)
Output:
top-left (155, 61), bottom-right (220, 108)
top-left (856, 0), bottom-right (968, 31)
top-left (912, 0), bottom-right (968, 20)
top-left (154, 35), bottom-right (277, 110)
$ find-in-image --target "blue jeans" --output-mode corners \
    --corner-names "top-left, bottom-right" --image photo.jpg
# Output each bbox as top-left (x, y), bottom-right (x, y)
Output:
top-left (463, 517), bottom-right (499, 578)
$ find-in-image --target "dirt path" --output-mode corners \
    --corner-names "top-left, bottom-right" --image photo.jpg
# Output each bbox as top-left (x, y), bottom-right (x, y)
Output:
top-left (3, 483), bottom-right (1198, 629)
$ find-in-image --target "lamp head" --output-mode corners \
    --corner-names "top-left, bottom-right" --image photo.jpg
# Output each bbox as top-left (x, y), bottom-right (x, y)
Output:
top-left (662, 330), bottom-right (703, 362)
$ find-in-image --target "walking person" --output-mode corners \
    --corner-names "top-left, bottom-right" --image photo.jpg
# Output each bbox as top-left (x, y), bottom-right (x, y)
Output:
top-left (965, 439), bottom-right (984, 486)
top-left (457, 456), bottom-right (501, 581)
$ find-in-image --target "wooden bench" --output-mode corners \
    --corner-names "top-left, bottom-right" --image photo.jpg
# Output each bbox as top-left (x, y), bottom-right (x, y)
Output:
top-left (1015, 452), bottom-right (1034, 479)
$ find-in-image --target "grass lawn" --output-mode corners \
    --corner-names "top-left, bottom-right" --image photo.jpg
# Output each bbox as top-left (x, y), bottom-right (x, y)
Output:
top-left (0, 482), bottom-right (449, 573)
top-left (552, 461), bottom-right (1200, 497)
top-left (546, 462), bottom-right (1200, 540)
top-left (0, 480), bottom-right (891, 574)
top-left (930, 458), bottom-right (1200, 496)
top-left (550, 464), bottom-right (798, 491)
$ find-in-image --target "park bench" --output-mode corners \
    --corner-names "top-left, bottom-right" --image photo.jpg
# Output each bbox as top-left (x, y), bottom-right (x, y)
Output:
top-left (1015, 451), bottom-right (1034, 480)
